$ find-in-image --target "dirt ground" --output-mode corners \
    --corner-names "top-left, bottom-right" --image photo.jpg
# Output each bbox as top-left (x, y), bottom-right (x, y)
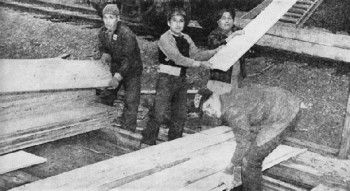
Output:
top-left (0, 0), bottom-right (350, 187)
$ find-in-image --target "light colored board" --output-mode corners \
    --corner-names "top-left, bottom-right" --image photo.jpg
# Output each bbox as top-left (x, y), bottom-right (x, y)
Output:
top-left (116, 140), bottom-right (235, 191)
top-left (311, 184), bottom-right (348, 191)
top-left (283, 137), bottom-right (339, 156)
top-left (235, 19), bottom-right (350, 50)
top-left (0, 151), bottom-right (47, 175)
top-left (118, 144), bottom-right (305, 191)
top-left (255, 34), bottom-right (350, 63)
top-left (266, 150), bottom-right (350, 189)
top-left (9, 126), bottom-right (234, 191)
top-left (339, 93), bottom-right (350, 159)
top-left (209, 0), bottom-right (297, 71)
top-left (262, 144), bottom-right (307, 171)
top-left (0, 58), bottom-right (111, 93)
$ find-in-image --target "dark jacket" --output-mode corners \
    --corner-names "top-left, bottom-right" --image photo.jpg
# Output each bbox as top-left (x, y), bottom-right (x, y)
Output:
top-left (219, 85), bottom-right (300, 166)
top-left (97, 21), bottom-right (143, 79)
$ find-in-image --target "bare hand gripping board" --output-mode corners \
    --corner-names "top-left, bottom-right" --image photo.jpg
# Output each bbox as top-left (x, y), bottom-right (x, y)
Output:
top-left (209, 0), bottom-right (297, 71)
top-left (0, 58), bottom-right (112, 94)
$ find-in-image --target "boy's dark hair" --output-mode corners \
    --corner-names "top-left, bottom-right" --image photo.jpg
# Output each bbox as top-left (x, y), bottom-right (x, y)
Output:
top-left (167, 7), bottom-right (187, 22)
top-left (215, 8), bottom-right (236, 22)
top-left (194, 88), bottom-right (213, 112)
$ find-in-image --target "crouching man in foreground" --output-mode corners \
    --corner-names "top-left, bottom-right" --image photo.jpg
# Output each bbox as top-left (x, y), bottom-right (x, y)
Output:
top-left (194, 85), bottom-right (301, 191)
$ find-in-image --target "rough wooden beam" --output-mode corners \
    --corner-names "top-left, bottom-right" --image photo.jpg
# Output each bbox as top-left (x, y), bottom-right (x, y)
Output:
top-left (311, 184), bottom-right (348, 191)
top-left (339, 92), bottom-right (350, 159)
top-left (283, 137), bottom-right (339, 156)
top-left (0, 151), bottom-right (47, 175)
top-left (9, 127), bottom-right (235, 191)
top-left (265, 151), bottom-right (350, 189)
top-left (234, 19), bottom-right (350, 63)
top-left (0, 58), bottom-right (111, 94)
top-left (210, 0), bottom-right (297, 71)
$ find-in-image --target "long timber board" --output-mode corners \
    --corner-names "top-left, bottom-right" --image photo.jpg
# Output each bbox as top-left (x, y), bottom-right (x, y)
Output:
top-left (209, 0), bottom-right (297, 71)
top-left (0, 58), bottom-right (111, 94)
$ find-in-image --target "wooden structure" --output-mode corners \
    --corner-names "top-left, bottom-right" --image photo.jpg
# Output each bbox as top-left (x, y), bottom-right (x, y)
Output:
top-left (210, 0), bottom-right (298, 71)
top-left (9, 127), bottom-right (350, 191)
top-left (0, 58), bottom-right (111, 94)
top-left (0, 151), bottom-right (46, 175)
top-left (242, 0), bottom-right (325, 28)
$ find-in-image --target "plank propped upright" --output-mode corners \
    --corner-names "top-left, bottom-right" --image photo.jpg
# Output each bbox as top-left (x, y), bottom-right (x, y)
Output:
top-left (0, 58), bottom-right (111, 94)
top-left (0, 151), bottom-right (47, 175)
top-left (209, 0), bottom-right (297, 71)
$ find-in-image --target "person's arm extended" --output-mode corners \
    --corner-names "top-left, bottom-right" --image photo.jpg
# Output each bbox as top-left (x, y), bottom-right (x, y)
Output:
top-left (158, 34), bottom-right (199, 67)
top-left (224, 107), bottom-right (257, 170)
top-left (185, 34), bottom-right (218, 61)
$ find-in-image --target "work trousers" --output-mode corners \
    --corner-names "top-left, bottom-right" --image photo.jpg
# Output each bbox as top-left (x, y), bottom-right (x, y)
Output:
top-left (239, 112), bottom-right (300, 191)
top-left (98, 75), bottom-right (141, 132)
top-left (142, 73), bottom-right (188, 145)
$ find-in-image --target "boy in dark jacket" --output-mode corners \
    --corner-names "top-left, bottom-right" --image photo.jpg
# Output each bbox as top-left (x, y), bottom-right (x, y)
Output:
top-left (194, 85), bottom-right (301, 191)
top-left (141, 7), bottom-right (221, 146)
top-left (96, 4), bottom-right (143, 132)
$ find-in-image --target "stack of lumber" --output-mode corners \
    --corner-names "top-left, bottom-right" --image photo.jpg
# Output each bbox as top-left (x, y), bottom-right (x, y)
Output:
top-left (9, 126), bottom-right (350, 191)
top-left (0, 90), bottom-right (119, 155)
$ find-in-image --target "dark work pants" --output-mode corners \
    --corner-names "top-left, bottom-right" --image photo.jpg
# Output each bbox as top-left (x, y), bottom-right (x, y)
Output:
top-left (141, 73), bottom-right (187, 145)
top-left (240, 112), bottom-right (300, 191)
top-left (101, 75), bottom-right (141, 132)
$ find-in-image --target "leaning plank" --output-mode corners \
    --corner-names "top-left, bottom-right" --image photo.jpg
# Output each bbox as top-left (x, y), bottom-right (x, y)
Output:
top-left (209, 0), bottom-right (297, 71)
top-left (0, 151), bottom-right (46, 175)
top-left (0, 58), bottom-right (111, 93)
top-left (262, 144), bottom-right (307, 171)
top-left (339, 92), bottom-right (350, 159)
top-left (9, 126), bottom-right (234, 191)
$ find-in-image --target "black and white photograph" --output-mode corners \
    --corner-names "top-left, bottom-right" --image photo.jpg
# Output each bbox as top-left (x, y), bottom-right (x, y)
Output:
top-left (0, 0), bottom-right (349, 190)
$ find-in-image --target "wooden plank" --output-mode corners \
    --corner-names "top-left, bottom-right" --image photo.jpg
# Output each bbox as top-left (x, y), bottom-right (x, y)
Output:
top-left (262, 145), bottom-right (307, 171)
top-left (235, 19), bottom-right (350, 50)
top-left (0, 171), bottom-right (40, 190)
top-left (241, 0), bottom-right (273, 19)
top-left (9, 126), bottom-right (234, 191)
top-left (339, 92), bottom-right (350, 159)
top-left (0, 58), bottom-right (111, 94)
top-left (253, 33), bottom-right (350, 63)
top-left (311, 184), bottom-right (348, 191)
top-left (209, 0), bottom-right (297, 71)
top-left (116, 144), bottom-right (305, 190)
top-left (0, 109), bottom-right (117, 155)
top-left (296, 0), bottom-right (324, 27)
top-left (284, 137), bottom-right (339, 156)
top-left (0, 151), bottom-right (46, 175)
top-left (265, 151), bottom-right (350, 189)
